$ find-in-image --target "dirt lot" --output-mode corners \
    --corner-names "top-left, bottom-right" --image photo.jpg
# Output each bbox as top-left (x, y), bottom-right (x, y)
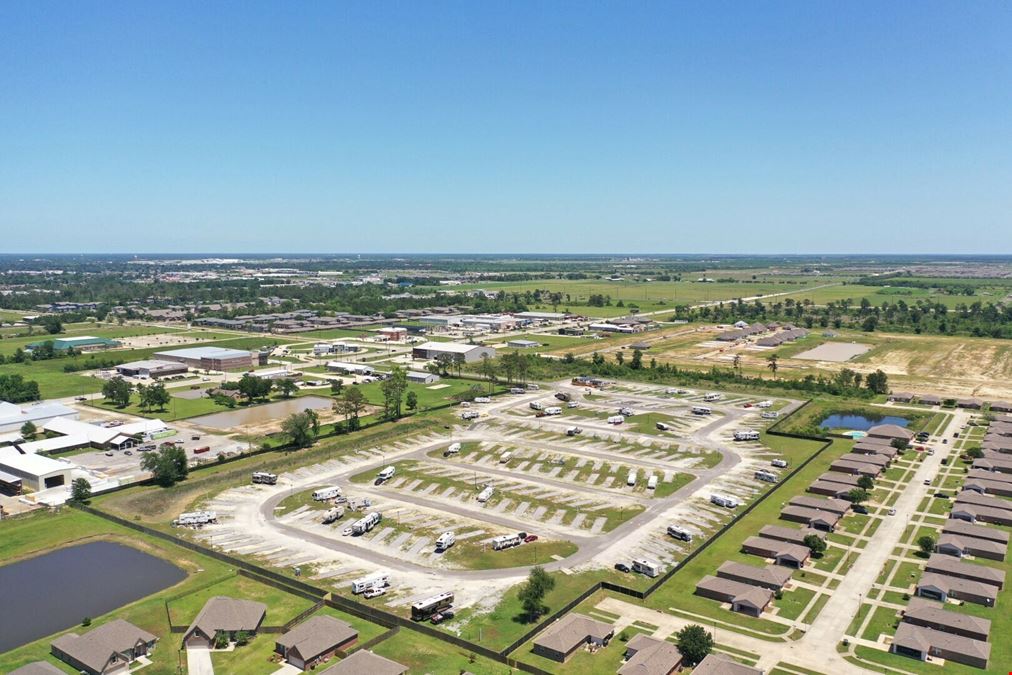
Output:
top-left (794, 342), bottom-right (872, 362)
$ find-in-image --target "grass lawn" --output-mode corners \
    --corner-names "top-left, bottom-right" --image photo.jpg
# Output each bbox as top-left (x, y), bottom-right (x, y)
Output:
top-left (799, 592), bottom-right (830, 625)
top-left (353, 377), bottom-right (501, 410)
top-left (442, 539), bottom-right (578, 569)
top-left (775, 586), bottom-right (816, 621)
top-left (165, 573), bottom-right (316, 627)
top-left (370, 624), bottom-right (521, 674)
top-left (860, 605), bottom-right (900, 642)
top-left (0, 509), bottom-right (235, 675)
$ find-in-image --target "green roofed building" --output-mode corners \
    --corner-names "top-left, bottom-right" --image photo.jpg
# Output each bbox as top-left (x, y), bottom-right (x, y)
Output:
top-left (27, 335), bottom-right (120, 352)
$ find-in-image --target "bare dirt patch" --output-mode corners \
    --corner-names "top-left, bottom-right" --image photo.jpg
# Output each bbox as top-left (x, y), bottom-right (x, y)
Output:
top-left (794, 342), bottom-right (872, 362)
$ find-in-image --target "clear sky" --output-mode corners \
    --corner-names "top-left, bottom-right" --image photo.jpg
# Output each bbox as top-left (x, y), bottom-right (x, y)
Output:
top-left (1, 1), bottom-right (1010, 254)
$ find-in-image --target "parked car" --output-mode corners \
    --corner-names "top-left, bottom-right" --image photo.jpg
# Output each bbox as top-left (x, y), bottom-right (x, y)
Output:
top-left (614, 562), bottom-right (631, 573)
top-left (104, 451), bottom-right (114, 457)
top-left (430, 610), bottom-right (455, 624)
top-left (524, 534), bottom-right (539, 543)
top-left (888, 508), bottom-right (897, 516)
top-left (124, 450), bottom-right (133, 456)
top-left (923, 479), bottom-right (931, 486)
top-left (363, 587), bottom-right (387, 599)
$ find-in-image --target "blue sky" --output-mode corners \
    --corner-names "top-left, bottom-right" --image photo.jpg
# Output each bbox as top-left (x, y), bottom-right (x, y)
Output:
top-left (1, 1), bottom-right (1010, 254)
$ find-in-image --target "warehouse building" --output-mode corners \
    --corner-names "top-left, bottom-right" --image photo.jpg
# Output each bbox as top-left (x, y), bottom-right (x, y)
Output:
top-left (154, 346), bottom-right (255, 371)
top-left (27, 336), bottom-right (120, 352)
top-left (0, 450), bottom-right (73, 491)
top-left (406, 371), bottom-right (439, 384)
top-left (115, 359), bottom-right (189, 379)
top-left (411, 341), bottom-right (495, 363)
top-left (0, 400), bottom-right (78, 434)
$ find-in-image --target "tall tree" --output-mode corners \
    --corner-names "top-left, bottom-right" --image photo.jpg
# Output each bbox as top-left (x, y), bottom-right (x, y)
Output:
top-left (675, 625), bottom-right (714, 666)
top-left (141, 445), bottom-right (188, 486)
top-left (336, 386), bottom-right (366, 430)
top-left (20, 421), bottom-right (37, 439)
top-left (70, 478), bottom-right (92, 504)
top-left (276, 378), bottom-right (299, 398)
top-left (102, 376), bottom-right (132, 407)
top-left (517, 566), bottom-right (555, 621)
top-left (380, 366), bottom-right (408, 420)
top-left (405, 390), bottom-right (418, 412)
top-left (766, 354), bottom-right (779, 379)
top-left (477, 354), bottom-right (498, 393)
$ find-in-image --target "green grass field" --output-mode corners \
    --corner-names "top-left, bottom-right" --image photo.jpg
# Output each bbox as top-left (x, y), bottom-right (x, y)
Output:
top-left (0, 509), bottom-right (233, 675)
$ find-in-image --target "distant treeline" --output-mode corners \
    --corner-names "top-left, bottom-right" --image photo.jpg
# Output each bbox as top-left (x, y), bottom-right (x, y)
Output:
top-left (672, 297), bottom-right (1012, 339)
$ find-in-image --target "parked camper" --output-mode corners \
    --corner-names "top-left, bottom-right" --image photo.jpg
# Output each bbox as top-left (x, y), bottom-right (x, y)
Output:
top-left (555, 392), bottom-right (572, 402)
top-left (312, 486), bottom-right (342, 501)
top-left (667, 525), bottom-right (693, 542)
top-left (566, 426), bottom-right (583, 436)
top-left (461, 411), bottom-right (480, 420)
top-left (757, 400), bottom-right (773, 408)
top-left (647, 475), bottom-right (658, 490)
top-left (376, 466), bottom-right (396, 484)
top-left (252, 471), bottom-right (278, 485)
top-left (510, 387), bottom-right (526, 394)
top-left (627, 470), bottom-right (638, 487)
top-left (761, 411), bottom-right (779, 419)
top-left (352, 511), bottom-right (382, 535)
top-left (499, 451), bottom-right (513, 464)
top-left (755, 469), bottom-right (778, 483)
top-left (607, 415), bottom-right (625, 425)
top-left (656, 421), bottom-right (672, 431)
top-left (691, 406), bottom-right (712, 416)
top-left (435, 531), bottom-right (456, 551)
top-left (351, 573), bottom-right (389, 595)
top-left (544, 406), bottom-right (562, 416)
top-left (322, 506), bottom-right (345, 524)
top-left (704, 392), bottom-right (723, 402)
top-left (474, 396), bottom-right (491, 403)
top-left (492, 534), bottom-right (522, 550)
top-left (444, 442), bottom-right (461, 457)
top-left (734, 430), bottom-right (761, 441)
top-left (632, 559), bottom-right (661, 578)
top-left (529, 401), bottom-right (544, 411)
top-left (618, 407), bottom-right (634, 416)
top-left (173, 511), bottom-right (217, 527)
top-left (526, 383), bottom-right (540, 390)
top-left (477, 485), bottom-right (495, 503)
top-left (771, 459), bottom-right (789, 468)
top-left (411, 591), bottom-right (454, 621)
top-left (711, 494), bottom-right (740, 508)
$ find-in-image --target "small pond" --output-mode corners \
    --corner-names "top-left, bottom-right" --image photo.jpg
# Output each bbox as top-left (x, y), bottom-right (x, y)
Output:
top-left (0, 541), bottom-right (185, 652)
top-left (188, 395), bottom-right (333, 430)
top-left (819, 414), bottom-right (909, 431)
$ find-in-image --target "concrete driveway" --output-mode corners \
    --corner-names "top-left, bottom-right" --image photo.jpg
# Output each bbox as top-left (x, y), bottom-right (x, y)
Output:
top-left (186, 647), bottom-right (214, 675)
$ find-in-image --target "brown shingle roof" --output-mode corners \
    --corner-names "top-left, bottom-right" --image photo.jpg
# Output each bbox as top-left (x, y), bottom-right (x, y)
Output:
top-left (892, 622), bottom-right (990, 663)
top-left (532, 613), bottom-right (614, 654)
top-left (51, 620), bottom-right (156, 674)
top-left (185, 596), bottom-right (266, 639)
top-left (319, 650), bottom-right (408, 675)
top-left (277, 615), bottom-right (357, 663)
top-left (618, 635), bottom-right (684, 675)
top-left (692, 652), bottom-right (762, 675)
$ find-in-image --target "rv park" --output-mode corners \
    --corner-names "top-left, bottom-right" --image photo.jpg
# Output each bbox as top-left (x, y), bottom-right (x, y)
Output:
top-left (4, 265), bottom-right (1012, 675)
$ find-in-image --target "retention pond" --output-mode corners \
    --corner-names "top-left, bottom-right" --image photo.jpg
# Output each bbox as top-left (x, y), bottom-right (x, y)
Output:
top-left (0, 541), bottom-right (185, 652)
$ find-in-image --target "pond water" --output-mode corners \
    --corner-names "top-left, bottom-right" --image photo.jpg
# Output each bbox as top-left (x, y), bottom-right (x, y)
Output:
top-left (819, 414), bottom-right (909, 431)
top-left (188, 395), bottom-right (333, 430)
top-left (0, 541), bottom-right (185, 652)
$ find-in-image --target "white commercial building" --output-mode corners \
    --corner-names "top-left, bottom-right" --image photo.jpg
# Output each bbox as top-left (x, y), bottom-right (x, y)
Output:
top-left (406, 371), bottom-right (439, 384)
top-left (0, 448), bottom-right (73, 491)
top-left (0, 400), bottom-right (79, 434)
top-left (412, 341), bottom-right (496, 363)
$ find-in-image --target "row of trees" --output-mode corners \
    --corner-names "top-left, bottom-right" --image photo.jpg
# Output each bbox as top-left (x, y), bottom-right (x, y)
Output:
top-left (0, 373), bottom-right (41, 402)
top-left (675, 295), bottom-right (1012, 339)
